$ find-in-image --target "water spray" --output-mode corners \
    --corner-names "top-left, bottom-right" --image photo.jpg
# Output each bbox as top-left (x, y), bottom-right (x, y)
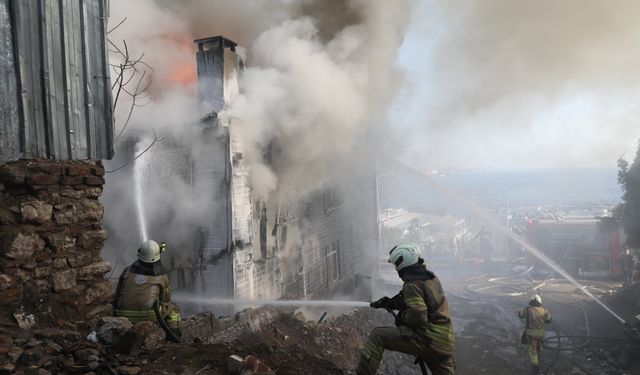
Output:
top-left (173, 295), bottom-right (370, 308)
top-left (402, 162), bottom-right (627, 325)
top-left (133, 142), bottom-right (149, 243)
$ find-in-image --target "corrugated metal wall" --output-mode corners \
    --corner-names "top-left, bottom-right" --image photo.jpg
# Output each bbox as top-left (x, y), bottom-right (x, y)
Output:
top-left (0, 0), bottom-right (113, 162)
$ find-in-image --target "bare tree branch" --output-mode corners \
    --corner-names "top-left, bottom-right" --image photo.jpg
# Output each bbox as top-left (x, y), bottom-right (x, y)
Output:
top-left (105, 130), bottom-right (165, 174)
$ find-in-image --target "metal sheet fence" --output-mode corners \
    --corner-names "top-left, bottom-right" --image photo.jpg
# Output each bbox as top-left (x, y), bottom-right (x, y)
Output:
top-left (0, 0), bottom-right (113, 162)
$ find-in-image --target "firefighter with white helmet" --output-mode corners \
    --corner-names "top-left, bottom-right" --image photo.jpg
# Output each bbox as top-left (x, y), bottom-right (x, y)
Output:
top-left (518, 294), bottom-right (552, 374)
top-left (356, 243), bottom-right (456, 374)
top-left (113, 240), bottom-right (181, 340)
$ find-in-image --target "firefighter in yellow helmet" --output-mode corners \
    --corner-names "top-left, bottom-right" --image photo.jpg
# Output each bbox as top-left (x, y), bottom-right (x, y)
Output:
top-left (113, 240), bottom-right (181, 340)
top-left (518, 294), bottom-right (551, 375)
top-left (357, 243), bottom-right (456, 375)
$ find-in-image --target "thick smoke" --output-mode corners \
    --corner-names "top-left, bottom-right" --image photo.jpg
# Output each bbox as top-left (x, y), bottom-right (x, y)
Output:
top-left (397, 0), bottom-right (640, 168)
top-left (224, 0), bottom-right (410, 200)
top-left (103, 0), bottom-right (411, 266)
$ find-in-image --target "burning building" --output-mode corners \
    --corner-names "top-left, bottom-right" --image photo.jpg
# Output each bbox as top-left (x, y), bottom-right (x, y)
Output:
top-left (185, 36), bottom-right (380, 314)
top-left (104, 36), bottom-right (381, 315)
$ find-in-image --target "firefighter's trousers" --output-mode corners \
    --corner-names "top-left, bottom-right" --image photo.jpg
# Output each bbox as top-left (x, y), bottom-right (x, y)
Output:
top-left (527, 336), bottom-right (543, 366)
top-left (356, 326), bottom-right (455, 375)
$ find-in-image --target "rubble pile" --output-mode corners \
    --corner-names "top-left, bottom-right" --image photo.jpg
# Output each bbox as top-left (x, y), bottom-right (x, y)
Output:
top-left (0, 159), bottom-right (112, 323)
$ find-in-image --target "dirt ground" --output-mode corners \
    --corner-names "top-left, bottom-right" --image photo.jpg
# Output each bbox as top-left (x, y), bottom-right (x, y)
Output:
top-left (2, 261), bottom-right (639, 374)
top-left (136, 261), bottom-right (640, 375)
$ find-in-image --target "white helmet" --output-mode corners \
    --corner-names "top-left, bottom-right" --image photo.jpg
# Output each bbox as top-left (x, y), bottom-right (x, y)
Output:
top-left (389, 243), bottom-right (422, 271)
top-left (138, 240), bottom-right (161, 263)
top-left (531, 294), bottom-right (542, 304)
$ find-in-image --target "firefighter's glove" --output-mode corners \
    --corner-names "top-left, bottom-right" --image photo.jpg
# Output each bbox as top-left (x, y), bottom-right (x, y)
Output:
top-left (370, 297), bottom-right (391, 309)
top-left (388, 293), bottom-right (406, 311)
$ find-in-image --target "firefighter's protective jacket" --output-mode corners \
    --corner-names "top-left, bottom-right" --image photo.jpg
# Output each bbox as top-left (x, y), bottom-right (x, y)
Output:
top-left (519, 304), bottom-right (552, 337)
top-left (398, 266), bottom-right (456, 355)
top-left (113, 260), bottom-right (173, 322)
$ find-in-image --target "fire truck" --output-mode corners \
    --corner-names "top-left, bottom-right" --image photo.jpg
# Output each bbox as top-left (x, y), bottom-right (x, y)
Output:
top-left (524, 218), bottom-right (623, 277)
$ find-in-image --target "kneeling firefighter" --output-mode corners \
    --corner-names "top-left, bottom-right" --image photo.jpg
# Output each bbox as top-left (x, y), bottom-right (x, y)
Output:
top-left (357, 243), bottom-right (455, 375)
top-left (113, 240), bottom-right (181, 341)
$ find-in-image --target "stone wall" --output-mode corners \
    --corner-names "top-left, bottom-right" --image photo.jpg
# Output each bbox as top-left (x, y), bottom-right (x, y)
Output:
top-left (0, 159), bottom-right (112, 323)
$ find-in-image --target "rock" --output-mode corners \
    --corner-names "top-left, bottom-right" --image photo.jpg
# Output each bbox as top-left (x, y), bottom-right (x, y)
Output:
top-left (0, 273), bottom-right (14, 289)
top-left (74, 348), bottom-right (100, 365)
top-left (95, 317), bottom-right (133, 346)
top-left (53, 205), bottom-right (76, 225)
top-left (52, 269), bottom-right (77, 291)
top-left (14, 310), bottom-right (36, 329)
top-left (8, 346), bottom-right (24, 362)
top-left (88, 361), bottom-right (101, 370)
top-left (74, 279), bottom-right (112, 306)
top-left (44, 340), bottom-right (62, 354)
top-left (77, 229), bottom-right (108, 250)
top-left (117, 366), bottom-right (141, 375)
top-left (2, 232), bottom-right (45, 260)
top-left (1, 363), bottom-right (15, 373)
top-left (44, 233), bottom-right (76, 254)
top-left (241, 356), bottom-right (276, 375)
top-left (85, 187), bottom-right (103, 198)
top-left (227, 355), bottom-right (245, 374)
top-left (19, 346), bottom-right (46, 365)
top-left (20, 201), bottom-right (53, 223)
top-left (133, 321), bottom-right (165, 351)
top-left (77, 261), bottom-right (112, 280)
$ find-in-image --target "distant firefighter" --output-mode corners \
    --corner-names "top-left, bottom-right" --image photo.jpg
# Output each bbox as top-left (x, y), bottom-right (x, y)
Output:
top-left (113, 240), bottom-right (181, 341)
top-left (518, 294), bottom-right (552, 375)
top-left (358, 243), bottom-right (455, 375)
top-left (622, 248), bottom-right (635, 285)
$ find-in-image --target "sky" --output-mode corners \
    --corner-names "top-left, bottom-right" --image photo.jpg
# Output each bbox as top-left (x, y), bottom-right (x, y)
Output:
top-left (392, 0), bottom-right (640, 170)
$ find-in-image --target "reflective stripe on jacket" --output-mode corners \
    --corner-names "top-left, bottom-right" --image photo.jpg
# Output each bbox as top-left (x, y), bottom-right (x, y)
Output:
top-left (114, 262), bottom-right (171, 322)
top-left (401, 278), bottom-right (455, 355)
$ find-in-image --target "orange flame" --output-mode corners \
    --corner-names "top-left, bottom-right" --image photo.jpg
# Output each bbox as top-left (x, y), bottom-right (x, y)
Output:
top-left (168, 63), bottom-right (197, 85)
top-left (162, 33), bottom-right (198, 86)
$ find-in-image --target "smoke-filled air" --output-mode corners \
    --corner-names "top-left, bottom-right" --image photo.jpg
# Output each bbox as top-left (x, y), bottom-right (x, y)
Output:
top-left (96, 1), bottom-right (640, 374)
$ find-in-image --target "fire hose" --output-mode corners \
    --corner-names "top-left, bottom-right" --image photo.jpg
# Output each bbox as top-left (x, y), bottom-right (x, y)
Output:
top-left (153, 300), bottom-right (181, 343)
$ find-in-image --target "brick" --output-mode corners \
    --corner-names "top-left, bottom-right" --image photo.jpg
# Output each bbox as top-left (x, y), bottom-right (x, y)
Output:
top-left (0, 162), bottom-right (26, 184)
top-left (92, 166), bottom-right (105, 176)
top-left (38, 163), bottom-right (62, 176)
top-left (61, 176), bottom-right (84, 186)
top-left (84, 176), bottom-right (105, 186)
top-left (65, 164), bottom-right (91, 176)
top-left (27, 174), bottom-right (58, 186)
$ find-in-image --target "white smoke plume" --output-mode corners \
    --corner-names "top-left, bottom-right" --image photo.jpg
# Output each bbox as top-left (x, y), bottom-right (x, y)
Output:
top-left (397, 0), bottom-right (640, 168)
top-left (103, 0), bottom-right (412, 265)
